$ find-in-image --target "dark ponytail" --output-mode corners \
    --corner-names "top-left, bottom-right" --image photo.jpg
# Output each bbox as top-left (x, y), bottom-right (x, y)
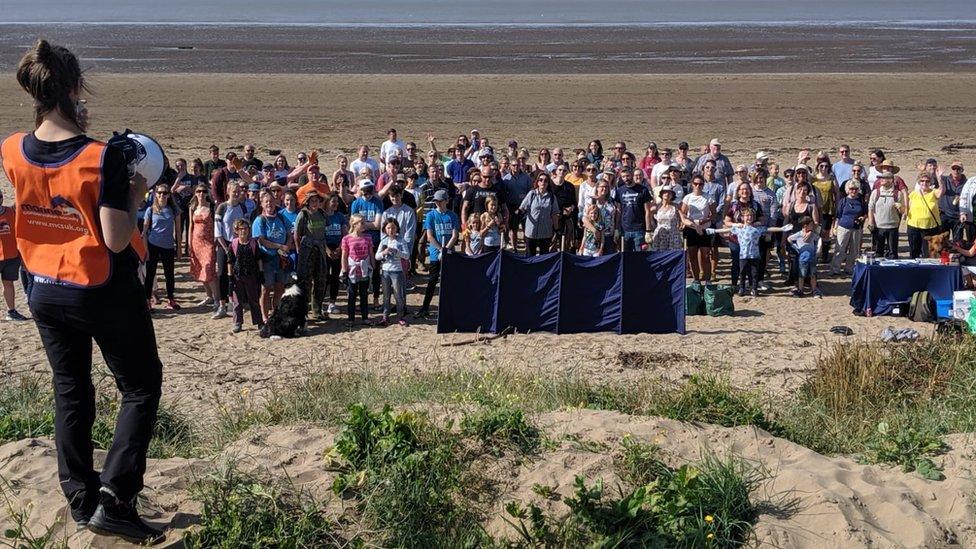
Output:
top-left (15, 39), bottom-right (88, 130)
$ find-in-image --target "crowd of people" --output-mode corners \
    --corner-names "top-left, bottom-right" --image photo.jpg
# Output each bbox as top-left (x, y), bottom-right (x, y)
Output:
top-left (6, 128), bottom-right (975, 328)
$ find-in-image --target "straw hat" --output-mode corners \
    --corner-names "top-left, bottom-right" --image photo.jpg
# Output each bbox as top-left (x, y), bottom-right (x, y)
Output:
top-left (878, 159), bottom-right (900, 174)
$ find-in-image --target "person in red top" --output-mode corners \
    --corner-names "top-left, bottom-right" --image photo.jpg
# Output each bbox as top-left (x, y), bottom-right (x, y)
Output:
top-left (0, 40), bottom-right (165, 544)
top-left (0, 187), bottom-right (27, 320)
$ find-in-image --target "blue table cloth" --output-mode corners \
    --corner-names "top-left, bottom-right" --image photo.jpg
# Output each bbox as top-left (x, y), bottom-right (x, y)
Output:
top-left (850, 262), bottom-right (962, 316)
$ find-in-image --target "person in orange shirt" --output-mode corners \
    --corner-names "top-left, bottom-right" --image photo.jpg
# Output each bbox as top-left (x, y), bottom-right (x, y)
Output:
top-left (0, 40), bottom-right (165, 544)
top-left (295, 163), bottom-right (331, 208)
top-left (0, 187), bottom-right (27, 321)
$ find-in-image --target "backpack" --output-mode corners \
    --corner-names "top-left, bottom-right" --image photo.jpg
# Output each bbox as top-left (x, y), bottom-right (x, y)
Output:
top-left (908, 290), bottom-right (935, 323)
top-left (231, 239), bottom-right (260, 279)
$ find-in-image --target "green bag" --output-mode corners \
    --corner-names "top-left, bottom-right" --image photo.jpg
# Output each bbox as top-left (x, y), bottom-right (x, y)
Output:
top-left (685, 282), bottom-right (705, 316)
top-left (967, 298), bottom-right (976, 334)
top-left (704, 284), bottom-right (735, 317)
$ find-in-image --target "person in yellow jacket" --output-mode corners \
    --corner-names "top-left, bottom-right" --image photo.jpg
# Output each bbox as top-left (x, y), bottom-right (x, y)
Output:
top-left (0, 40), bottom-right (165, 544)
top-left (906, 172), bottom-right (944, 259)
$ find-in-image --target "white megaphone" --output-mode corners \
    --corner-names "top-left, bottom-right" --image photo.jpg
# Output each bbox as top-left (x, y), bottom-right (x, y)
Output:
top-left (126, 132), bottom-right (165, 185)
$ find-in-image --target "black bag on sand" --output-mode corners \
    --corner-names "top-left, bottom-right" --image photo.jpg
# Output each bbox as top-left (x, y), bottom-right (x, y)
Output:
top-left (909, 290), bottom-right (935, 323)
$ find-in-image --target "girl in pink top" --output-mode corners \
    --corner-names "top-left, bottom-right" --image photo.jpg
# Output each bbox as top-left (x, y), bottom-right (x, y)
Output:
top-left (340, 214), bottom-right (375, 327)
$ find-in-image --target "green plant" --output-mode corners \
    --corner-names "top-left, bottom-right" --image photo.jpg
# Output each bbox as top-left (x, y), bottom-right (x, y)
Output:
top-left (658, 375), bottom-right (781, 434)
top-left (614, 437), bottom-right (669, 487)
top-left (505, 448), bottom-right (764, 548)
top-left (461, 406), bottom-right (539, 453)
top-left (0, 376), bottom-right (55, 443)
top-left (531, 483), bottom-right (560, 501)
top-left (328, 404), bottom-right (488, 548)
top-left (0, 478), bottom-right (69, 549)
top-left (861, 422), bottom-right (947, 480)
top-left (182, 465), bottom-right (342, 548)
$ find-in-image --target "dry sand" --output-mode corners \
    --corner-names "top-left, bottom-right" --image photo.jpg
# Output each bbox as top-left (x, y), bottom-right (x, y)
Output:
top-left (1, 73), bottom-right (976, 547)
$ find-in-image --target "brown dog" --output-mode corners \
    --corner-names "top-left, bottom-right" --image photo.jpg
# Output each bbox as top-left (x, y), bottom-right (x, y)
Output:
top-left (924, 231), bottom-right (951, 258)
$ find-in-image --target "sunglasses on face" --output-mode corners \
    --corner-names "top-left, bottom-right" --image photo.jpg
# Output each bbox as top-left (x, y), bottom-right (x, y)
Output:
top-left (953, 167), bottom-right (963, 171)
top-left (156, 191), bottom-right (170, 195)
top-left (195, 190), bottom-right (206, 194)
top-left (586, 168), bottom-right (596, 172)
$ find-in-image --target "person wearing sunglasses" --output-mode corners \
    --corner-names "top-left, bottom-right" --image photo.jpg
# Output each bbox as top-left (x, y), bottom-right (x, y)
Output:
top-left (187, 184), bottom-right (218, 309)
top-left (142, 184), bottom-right (182, 310)
top-left (939, 161), bottom-right (969, 234)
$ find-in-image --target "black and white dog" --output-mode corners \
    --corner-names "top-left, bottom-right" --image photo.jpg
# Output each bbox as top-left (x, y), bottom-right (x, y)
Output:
top-left (259, 275), bottom-right (308, 339)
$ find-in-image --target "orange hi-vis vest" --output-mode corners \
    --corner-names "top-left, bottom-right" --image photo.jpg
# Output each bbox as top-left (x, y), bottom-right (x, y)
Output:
top-left (1, 132), bottom-right (144, 287)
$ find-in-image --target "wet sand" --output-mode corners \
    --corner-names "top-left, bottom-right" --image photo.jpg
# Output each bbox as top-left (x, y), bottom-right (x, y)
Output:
top-left (3, 22), bottom-right (976, 74)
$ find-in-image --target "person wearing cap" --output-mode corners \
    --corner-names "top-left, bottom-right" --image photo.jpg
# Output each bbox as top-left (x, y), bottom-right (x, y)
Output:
top-left (294, 190), bottom-right (329, 320)
top-left (415, 189), bottom-right (459, 319)
top-left (350, 145), bottom-right (380, 183)
top-left (943, 161), bottom-right (972, 234)
top-left (639, 142), bottom-right (661, 180)
top-left (672, 142), bottom-right (694, 189)
top-left (350, 180), bottom-right (386, 308)
top-left (867, 172), bottom-right (906, 259)
top-left (376, 155), bottom-right (402, 193)
top-left (832, 145), bottom-right (855, 186)
top-left (379, 128), bottom-right (406, 166)
top-left (296, 164), bottom-right (331, 208)
top-left (693, 138), bottom-right (734, 185)
top-left (831, 180), bottom-right (867, 275)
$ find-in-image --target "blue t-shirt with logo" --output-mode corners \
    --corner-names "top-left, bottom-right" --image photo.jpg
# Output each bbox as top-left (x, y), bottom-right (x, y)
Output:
top-left (424, 209), bottom-right (460, 263)
top-left (143, 206), bottom-right (178, 249)
top-left (324, 212), bottom-right (347, 247)
top-left (351, 196), bottom-right (385, 244)
top-left (252, 213), bottom-right (292, 258)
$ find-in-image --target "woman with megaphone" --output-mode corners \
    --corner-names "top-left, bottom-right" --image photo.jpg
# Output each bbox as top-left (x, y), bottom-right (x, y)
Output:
top-left (0, 40), bottom-right (166, 544)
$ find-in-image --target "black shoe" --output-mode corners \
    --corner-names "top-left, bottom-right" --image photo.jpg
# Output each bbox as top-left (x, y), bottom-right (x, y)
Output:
top-left (68, 490), bottom-right (98, 530)
top-left (87, 493), bottom-right (165, 545)
top-left (413, 309), bottom-right (430, 319)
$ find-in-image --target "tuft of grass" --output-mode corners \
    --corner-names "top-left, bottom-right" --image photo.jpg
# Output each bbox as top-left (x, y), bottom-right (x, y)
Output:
top-left (0, 376), bottom-right (55, 442)
top-left (505, 444), bottom-right (764, 548)
top-left (860, 421), bottom-right (947, 480)
top-left (461, 406), bottom-right (540, 454)
top-left (182, 465), bottom-right (342, 548)
top-left (656, 375), bottom-right (781, 434)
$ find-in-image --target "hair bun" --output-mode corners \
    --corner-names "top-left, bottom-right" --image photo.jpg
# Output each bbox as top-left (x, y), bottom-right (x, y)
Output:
top-left (34, 39), bottom-right (52, 61)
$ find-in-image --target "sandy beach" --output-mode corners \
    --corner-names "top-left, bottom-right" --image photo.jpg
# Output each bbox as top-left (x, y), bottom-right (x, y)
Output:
top-left (2, 72), bottom-right (976, 547)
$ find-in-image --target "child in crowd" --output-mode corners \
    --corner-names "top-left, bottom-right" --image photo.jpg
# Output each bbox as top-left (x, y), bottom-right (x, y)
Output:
top-left (228, 218), bottom-right (263, 333)
top-left (708, 208), bottom-right (789, 296)
top-left (787, 216), bottom-right (822, 298)
top-left (481, 196), bottom-right (504, 253)
top-left (375, 218), bottom-right (410, 326)
top-left (340, 214), bottom-right (375, 327)
top-left (463, 214), bottom-right (484, 255)
top-left (578, 204), bottom-right (606, 257)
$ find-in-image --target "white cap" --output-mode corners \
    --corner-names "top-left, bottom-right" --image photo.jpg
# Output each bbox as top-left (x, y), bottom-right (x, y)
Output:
top-left (756, 151), bottom-right (769, 161)
top-left (709, 138), bottom-right (721, 146)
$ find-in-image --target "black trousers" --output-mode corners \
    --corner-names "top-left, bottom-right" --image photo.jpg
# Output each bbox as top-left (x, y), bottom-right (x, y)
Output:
top-left (421, 260), bottom-right (442, 311)
top-left (144, 243), bottom-right (175, 299)
top-left (215, 245), bottom-right (230, 301)
top-left (907, 225), bottom-right (940, 259)
top-left (30, 280), bottom-right (162, 504)
top-left (874, 227), bottom-right (899, 259)
top-left (739, 257), bottom-right (760, 291)
top-left (326, 246), bottom-right (341, 302)
top-left (526, 237), bottom-right (549, 256)
top-left (347, 279), bottom-right (369, 321)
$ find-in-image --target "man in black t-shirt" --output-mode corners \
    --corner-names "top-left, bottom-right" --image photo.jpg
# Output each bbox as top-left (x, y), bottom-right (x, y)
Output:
top-left (461, 170), bottom-right (507, 227)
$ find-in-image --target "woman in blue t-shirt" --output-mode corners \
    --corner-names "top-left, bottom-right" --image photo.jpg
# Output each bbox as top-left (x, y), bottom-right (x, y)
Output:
top-left (142, 183), bottom-right (182, 310)
top-left (252, 191), bottom-right (294, 322)
top-left (831, 181), bottom-right (867, 275)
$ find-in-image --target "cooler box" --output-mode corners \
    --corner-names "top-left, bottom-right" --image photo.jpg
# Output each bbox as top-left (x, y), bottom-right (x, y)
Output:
top-left (936, 299), bottom-right (952, 320)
